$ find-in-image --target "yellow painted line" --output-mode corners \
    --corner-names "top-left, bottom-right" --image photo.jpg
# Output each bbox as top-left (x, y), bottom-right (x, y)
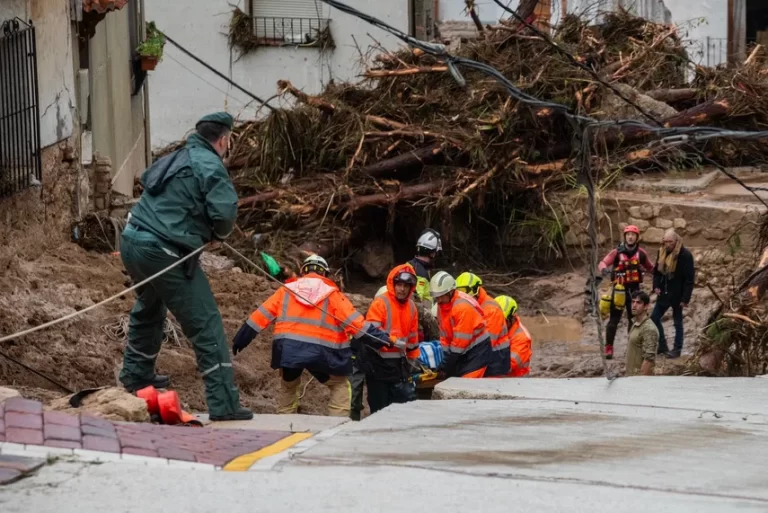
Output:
top-left (223, 432), bottom-right (313, 471)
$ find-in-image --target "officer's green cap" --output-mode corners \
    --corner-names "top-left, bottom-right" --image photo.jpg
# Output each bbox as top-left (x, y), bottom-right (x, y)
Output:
top-left (196, 111), bottom-right (234, 130)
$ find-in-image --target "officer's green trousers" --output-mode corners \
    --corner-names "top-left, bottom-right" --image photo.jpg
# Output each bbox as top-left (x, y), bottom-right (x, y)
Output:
top-left (119, 225), bottom-right (240, 416)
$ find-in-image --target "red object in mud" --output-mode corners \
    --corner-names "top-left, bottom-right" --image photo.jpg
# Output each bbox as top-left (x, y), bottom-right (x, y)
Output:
top-left (136, 386), bottom-right (202, 426)
top-left (157, 391), bottom-right (203, 426)
top-left (137, 386), bottom-right (160, 415)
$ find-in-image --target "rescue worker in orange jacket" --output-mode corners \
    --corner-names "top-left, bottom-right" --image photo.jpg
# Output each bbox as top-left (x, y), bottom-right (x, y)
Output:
top-left (361, 264), bottom-right (420, 413)
top-left (455, 272), bottom-right (511, 377)
top-left (495, 296), bottom-right (532, 377)
top-left (232, 255), bottom-right (392, 417)
top-left (430, 271), bottom-right (494, 379)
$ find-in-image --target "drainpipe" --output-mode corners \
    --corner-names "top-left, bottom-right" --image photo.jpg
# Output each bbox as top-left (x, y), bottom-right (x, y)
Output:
top-left (140, 0), bottom-right (152, 168)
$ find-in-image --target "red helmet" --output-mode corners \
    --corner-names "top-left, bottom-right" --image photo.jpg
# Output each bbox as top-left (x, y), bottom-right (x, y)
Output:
top-left (624, 225), bottom-right (640, 235)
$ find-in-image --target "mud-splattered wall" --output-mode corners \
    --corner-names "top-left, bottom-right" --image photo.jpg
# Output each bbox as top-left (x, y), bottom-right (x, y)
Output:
top-left (0, 0), bottom-right (80, 261)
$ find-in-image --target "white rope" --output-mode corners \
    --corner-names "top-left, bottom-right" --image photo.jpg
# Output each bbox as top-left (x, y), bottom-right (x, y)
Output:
top-left (0, 245), bottom-right (207, 345)
top-left (298, 375), bottom-right (316, 400)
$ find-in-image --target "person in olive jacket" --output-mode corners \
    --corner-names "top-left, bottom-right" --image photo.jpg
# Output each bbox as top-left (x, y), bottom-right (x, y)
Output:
top-left (651, 229), bottom-right (695, 359)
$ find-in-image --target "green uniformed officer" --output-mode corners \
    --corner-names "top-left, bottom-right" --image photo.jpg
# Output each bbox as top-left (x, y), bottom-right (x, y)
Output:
top-left (119, 112), bottom-right (252, 421)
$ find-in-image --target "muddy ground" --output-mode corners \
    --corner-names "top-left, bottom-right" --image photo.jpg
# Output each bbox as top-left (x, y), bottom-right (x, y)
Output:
top-left (0, 242), bottom-right (751, 416)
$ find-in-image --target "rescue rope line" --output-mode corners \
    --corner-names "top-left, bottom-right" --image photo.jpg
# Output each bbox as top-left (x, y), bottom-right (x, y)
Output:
top-left (0, 245), bottom-right (207, 346)
top-left (222, 243), bottom-right (394, 347)
top-left (0, 348), bottom-right (74, 393)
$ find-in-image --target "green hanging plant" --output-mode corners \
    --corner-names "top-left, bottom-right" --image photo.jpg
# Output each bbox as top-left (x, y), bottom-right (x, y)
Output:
top-left (137, 21), bottom-right (166, 70)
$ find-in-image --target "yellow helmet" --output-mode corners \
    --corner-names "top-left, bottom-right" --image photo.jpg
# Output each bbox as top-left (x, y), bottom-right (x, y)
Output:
top-left (455, 272), bottom-right (483, 296)
top-left (495, 295), bottom-right (518, 319)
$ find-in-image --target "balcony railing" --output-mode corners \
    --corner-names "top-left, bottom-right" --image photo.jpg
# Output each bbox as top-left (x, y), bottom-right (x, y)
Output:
top-left (252, 17), bottom-right (333, 48)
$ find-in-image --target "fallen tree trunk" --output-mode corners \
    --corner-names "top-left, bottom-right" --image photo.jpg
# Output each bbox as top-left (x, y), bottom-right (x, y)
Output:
top-left (360, 144), bottom-right (444, 177)
top-left (345, 181), bottom-right (449, 210)
top-left (645, 88), bottom-right (698, 103)
top-left (364, 66), bottom-right (448, 78)
top-left (546, 98), bottom-right (733, 160)
top-left (237, 190), bottom-right (282, 208)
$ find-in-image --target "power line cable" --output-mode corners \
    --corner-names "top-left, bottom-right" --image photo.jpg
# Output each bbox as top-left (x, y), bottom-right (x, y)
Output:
top-left (161, 33), bottom-right (276, 112)
top-left (164, 52), bottom-right (251, 107)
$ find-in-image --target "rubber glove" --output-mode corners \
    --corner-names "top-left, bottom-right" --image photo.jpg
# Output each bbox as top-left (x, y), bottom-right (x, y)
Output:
top-left (232, 323), bottom-right (258, 355)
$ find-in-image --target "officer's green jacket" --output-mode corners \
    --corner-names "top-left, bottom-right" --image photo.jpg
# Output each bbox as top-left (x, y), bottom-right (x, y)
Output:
top-left (129, 133), bottom-right (237, 251)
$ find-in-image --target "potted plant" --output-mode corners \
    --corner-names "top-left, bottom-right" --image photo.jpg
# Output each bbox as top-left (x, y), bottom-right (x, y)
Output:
top-left (137, 21), bottom-right (165, 71)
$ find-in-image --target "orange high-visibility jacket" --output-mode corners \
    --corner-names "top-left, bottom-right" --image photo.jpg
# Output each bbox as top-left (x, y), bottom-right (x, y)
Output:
top-left (476, 287), bottom-right (511, 376)
top-left (247, 273), bottom-right (367, 375)
top-left (438, 291), bottom-right (494, 377)
top-left (507, 317), bottom-right (532, 377)
top-left (363, 264), bottom-right (420, 381)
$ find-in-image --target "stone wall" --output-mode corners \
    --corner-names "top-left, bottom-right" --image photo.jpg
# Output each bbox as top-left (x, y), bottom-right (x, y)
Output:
top-left (558, 191), bottom-right (762, 253)
top-left (87, 154), bottom-right (113, 212)
top-left (0, 138), bottom-right (82, 270)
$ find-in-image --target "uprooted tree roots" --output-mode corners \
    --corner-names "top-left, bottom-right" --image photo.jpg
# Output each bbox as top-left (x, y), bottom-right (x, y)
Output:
top-left (158, 9), bottom-right (768, 270)
top-left (690, 218), bottom-right (768, 376)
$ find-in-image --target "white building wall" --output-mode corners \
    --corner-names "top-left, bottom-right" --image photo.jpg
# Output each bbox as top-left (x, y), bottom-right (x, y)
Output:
top-left (145, 0), bottom-right (409, 149)
top-left (0, 0), bottom-right (76, 148)
top-left (438, 0), bottom-right (520, 23)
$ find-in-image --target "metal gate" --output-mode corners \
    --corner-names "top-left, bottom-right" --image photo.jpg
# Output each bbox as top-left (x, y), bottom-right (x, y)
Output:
top-left (0, 18), bottom-right (41, 199)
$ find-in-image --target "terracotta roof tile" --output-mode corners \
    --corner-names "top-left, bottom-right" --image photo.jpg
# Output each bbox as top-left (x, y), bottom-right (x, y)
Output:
top-left (82, 0), bottom-right (129, 14)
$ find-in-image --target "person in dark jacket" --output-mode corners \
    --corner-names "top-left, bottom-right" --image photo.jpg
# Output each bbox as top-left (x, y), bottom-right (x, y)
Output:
top-left (651, 229), bottom-right (695, 359)
top-left (120, 112), bottom-right (251, 421)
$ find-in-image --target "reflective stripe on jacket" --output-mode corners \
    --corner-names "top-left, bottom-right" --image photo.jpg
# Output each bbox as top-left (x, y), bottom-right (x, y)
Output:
top-left (506, 317), bottom-right (532, 377)
top-left (438, 291), bottom-right (494, 377)
top-left (248, 273), bottom-right (366, 375)
top-left (477, 288), bottom-right (511, 376)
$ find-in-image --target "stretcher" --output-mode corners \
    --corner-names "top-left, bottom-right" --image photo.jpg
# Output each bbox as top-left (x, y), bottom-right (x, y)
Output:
top-left (412, 341), bottom-right (444, 397)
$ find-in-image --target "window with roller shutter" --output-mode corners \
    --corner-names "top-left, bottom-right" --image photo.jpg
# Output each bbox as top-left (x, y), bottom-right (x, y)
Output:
top-left (247, 0), bottom-right (331, 46)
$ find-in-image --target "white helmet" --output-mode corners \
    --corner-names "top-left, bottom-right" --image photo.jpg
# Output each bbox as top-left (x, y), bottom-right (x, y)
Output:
top-left (375, 285), bottom-right (388, 298)
top-left (416, 228), bottom-right (442, 253)
top-left (301, 254), bottom-right (330, 275)
top-left (430, 271), bottom-right (456, 298)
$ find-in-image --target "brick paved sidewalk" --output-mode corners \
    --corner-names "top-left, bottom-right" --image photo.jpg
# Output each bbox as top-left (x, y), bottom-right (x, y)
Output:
top-left (0, 397), bottom-right (294, 470)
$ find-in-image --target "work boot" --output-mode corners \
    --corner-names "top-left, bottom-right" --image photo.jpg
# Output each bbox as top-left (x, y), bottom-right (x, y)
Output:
top-left (276, 375), bottom-right (301, 414)
top-left (350, 410), bottom-right (362, 422)
top-left (209, 407), bottom-right (254, 421)
top-left (124, 374), bottom-right (170, 393)
top-left (666, 349), bottom-right (681, 359)
top-left (604, 344), bottom-right (614, 360)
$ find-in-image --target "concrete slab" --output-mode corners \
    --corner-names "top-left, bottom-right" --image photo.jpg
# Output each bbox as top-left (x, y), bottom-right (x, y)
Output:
top-left (3, 456), bottom-right (766, 512)
top-left (293, 399), bottom-right (768, 503)
top-left (195, 414), bottom-right (349, 433)
top-left (433, 376), bottom-right (768, 415)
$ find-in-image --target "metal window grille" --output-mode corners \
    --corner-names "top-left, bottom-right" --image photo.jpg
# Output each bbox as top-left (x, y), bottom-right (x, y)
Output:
top-left (251, 17), bottom-right (331, 46)
top-left (689, 37), bottom-right (759, 67)
top-left (0, 18), bottom-right (41, 199)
